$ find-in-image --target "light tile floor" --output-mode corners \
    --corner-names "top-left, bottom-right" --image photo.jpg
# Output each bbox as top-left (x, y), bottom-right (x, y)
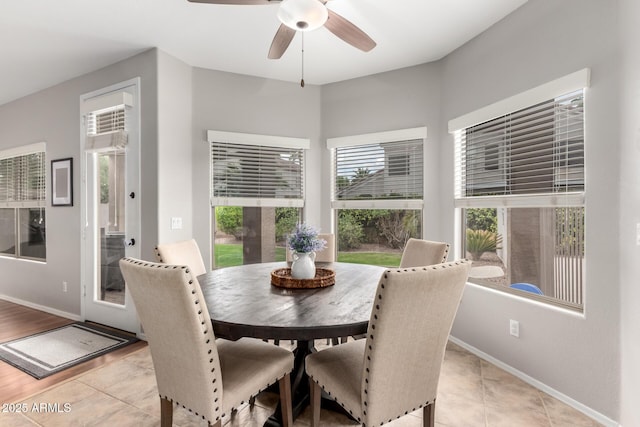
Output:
top-left (1, 341), bottom-right (602, 427)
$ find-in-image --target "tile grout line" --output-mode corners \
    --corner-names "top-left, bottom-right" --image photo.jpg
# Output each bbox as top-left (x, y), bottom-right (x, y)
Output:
top-left (478, 358), bottom-right (490, 427)
top-left (538, 390), bottom-right (555, 427)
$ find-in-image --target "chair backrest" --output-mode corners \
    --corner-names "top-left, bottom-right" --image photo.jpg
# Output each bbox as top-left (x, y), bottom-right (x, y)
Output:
top-left (286, 233), bottom-right (335, 263)
top-left (119, 258), bottom-right (222, 424)
top-left (315, 234), bottom-right (335, 263)
top-left (155, 239), bottom-right (207, 277)
top-left (361, 260), bottom-right (471, 426)
top-left (399, 238), bottom-right (450, 268)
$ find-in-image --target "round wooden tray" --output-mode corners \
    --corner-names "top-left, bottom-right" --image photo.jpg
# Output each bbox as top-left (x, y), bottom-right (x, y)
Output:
top-left (271, 268), bottom-right (335, 289)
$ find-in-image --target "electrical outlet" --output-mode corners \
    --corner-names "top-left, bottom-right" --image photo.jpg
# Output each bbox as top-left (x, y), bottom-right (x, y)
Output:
top-left (636, 223), bottom-right (640, 246)
top-left (510, 319), bottom-right (519, 338)
top-left (62, 281), bottom-right (68, 293)
top-left (171, 217), bottom-right (183, 230)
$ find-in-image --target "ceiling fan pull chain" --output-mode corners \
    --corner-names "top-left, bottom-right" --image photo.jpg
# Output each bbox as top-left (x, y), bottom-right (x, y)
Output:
top-left (300, 32), bottom-right (305, 88)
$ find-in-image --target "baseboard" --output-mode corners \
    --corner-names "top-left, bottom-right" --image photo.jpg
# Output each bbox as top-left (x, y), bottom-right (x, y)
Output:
top-left (0, 294), bottom-right (82, 322)
top-left (448, 336), bottom-right (619, 427)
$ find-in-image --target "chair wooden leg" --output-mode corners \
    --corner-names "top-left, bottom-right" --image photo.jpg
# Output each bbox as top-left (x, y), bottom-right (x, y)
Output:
top-left (309, 378), bottom-right (322, 427)
top-left (279, 373), bottom-right (293, 427)
top-left (423, 400), bottom-right (435, 427)
top-left (160, 397), bottom-right (173, 427)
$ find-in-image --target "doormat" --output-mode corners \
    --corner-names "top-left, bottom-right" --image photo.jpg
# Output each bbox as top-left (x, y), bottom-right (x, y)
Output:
top-left (0, 322), bottom-right (138, 379)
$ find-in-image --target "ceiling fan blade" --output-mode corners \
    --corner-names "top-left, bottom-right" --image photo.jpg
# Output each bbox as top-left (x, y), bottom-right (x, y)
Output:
top-left (268, 24), bottom-right (296, 59)
top-left (324, 9), bottom-right (376, 52)
top-left (187, 0), bottom-right (277, 5)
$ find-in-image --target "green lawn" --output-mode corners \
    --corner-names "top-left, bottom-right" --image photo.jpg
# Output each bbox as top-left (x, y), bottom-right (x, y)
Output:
top-left (214, 243), bottom-right (400, 268)
top-left (215, 244), bottom-right (286, 268)
top-left (337, 252), bottom-right (401, 268)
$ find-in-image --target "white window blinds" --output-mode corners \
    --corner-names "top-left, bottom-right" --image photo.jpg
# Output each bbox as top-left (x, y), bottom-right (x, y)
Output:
top-left (454, 89), bottom-right (585, 208)
top-left (0, 143), bottom-right (46, 207)
top-left (330, 134), bottom-right (424, 209)
top-left (209, 131), bottom-right (308, 208)
top-left (82, 91), bottom-right (132, 152)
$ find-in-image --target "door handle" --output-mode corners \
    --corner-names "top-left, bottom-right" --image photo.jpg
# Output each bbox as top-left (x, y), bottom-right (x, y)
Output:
top-left (124, 238), bottom-right (136, 247)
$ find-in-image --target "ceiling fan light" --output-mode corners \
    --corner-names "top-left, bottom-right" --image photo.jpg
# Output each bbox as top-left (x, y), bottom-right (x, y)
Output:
top-left (277, 0), bottom-right (328, 32)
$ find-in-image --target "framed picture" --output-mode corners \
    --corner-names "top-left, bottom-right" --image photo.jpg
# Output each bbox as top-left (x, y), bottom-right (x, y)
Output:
top-left (51, 158), bottom-right (73, 206)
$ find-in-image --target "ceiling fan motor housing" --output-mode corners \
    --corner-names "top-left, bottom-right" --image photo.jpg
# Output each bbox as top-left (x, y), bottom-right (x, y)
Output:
top-left (277, 0), bottom-right (328, 31)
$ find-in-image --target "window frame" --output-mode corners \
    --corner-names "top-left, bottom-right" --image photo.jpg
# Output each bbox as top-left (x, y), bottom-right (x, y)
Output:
top-left (449, 70), bottom-right (590, 311)
top-left (0, 142), bottom-right (47, 262)
top-left (208, 131), bottom-right (310, 267)
top-left (328, 127), bottom-right (427, 265)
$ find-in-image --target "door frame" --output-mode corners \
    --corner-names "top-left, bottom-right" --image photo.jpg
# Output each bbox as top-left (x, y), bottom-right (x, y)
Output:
top-left (80, 77), bottom-right (141, 335)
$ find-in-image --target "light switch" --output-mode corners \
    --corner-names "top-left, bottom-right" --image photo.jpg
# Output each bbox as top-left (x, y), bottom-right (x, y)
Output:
top-left (171, 217), bottom-right (183, 230)
top-left (637, 223), bottom-right (640, 246)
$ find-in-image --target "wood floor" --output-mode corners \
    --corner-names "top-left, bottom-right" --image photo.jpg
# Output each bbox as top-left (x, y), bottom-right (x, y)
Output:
top-left (0, 299), bottom-right (147, 404)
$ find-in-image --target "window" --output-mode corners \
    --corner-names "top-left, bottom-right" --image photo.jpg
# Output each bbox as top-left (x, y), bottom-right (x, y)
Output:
top-left (328, 128), bottom-right (425, 267)
top-left (209, 131), bottom-right (308, 267)
top-left (82, 88), bottom-right (134, 304)
top-left (450, 69), bottom-right (589, 310)
top-left (0, 143), bottom-right (46, 261)
top-left (84, 95), bottom-right (129, 236)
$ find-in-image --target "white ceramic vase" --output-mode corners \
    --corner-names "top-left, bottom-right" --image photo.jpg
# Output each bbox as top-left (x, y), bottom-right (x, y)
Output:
top-left (291, 251), bottom-right (316, 279)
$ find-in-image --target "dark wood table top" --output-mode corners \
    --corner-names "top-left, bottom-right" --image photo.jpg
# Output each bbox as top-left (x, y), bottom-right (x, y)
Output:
top-left (198, 262), bottom-right (385, 341)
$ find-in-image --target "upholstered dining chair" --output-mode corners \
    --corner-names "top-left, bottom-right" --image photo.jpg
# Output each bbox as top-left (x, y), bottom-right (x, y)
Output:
top-left (338, 238), bottom-right (450, 345)
top-left (155, 238), bottom-right (207, 277)
top-left (305, 260), bottom-right (471, 427)
top-left (399, 238), bottom-right (450, 268)
top-left (119, 257), bottom-right (294, 427)
top-left (286, 233), bottom-right (336, 263)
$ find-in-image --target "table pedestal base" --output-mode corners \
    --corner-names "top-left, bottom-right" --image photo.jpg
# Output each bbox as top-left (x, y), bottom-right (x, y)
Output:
top-left (264, 339), bottom-right (312, 426)
top-left (264, 339), bottom-right (359, 426)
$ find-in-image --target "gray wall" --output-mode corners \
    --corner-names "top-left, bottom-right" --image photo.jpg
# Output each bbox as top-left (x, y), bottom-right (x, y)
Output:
top-left (618, 0), bottom-right (640, 425)
top-left (157, 50), bottom-right (193, 244)
top-left (0, 49), bottom-right (159, 315)
top-left (440, 0), bottom-right (620, 420)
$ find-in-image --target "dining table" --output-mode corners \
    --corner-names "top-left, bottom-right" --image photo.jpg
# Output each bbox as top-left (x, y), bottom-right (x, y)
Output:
top-left (197, 261), bottom-right (386, 427)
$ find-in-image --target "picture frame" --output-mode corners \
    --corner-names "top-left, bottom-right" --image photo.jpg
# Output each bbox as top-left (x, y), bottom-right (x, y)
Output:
top-left (51, 157), bottom-right (73, 206)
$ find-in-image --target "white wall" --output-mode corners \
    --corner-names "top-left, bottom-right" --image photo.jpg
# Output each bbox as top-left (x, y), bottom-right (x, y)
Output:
top-left (618, 0), bottom-right (640, 425)
top-left (440, 0), bottom-right (620, 421)
top-left (190, 69), bottom-right (323, 267)
top-left (0, 50), bottom-right (159, 316)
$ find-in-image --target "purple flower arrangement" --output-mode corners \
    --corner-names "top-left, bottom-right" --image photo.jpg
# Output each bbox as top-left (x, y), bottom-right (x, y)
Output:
top-left (287, 223), bottom-right (327, 254)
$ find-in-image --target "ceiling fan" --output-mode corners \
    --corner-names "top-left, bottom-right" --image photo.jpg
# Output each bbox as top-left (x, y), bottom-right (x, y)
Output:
top-left (187, 0), bottom-right (376, 59)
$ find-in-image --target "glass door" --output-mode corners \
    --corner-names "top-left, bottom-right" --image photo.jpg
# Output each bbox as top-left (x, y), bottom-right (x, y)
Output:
top-left (81, 80), bottom-right (140, 334)
top-left (96, 151), bottom-right (127, 305)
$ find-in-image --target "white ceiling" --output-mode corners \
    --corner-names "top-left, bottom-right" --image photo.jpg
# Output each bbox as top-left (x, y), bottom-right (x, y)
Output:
top-left (0, 0), bottom-right (527, 106)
